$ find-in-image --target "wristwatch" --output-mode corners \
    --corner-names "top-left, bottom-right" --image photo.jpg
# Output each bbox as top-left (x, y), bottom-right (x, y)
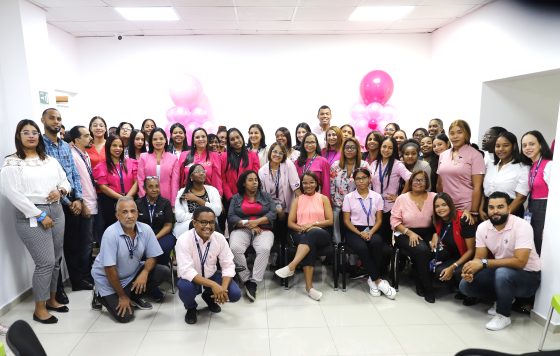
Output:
top-left (481, 258), bottom-right (488, 269)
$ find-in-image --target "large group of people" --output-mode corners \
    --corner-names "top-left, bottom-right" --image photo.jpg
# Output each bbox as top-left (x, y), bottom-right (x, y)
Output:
top-left (0, 105), bottom-right (553, 332)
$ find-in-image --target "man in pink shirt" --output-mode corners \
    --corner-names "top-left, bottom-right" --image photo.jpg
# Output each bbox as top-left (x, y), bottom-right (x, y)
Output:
top-left (460, 191), bottom-right (541, 331)
top-left (175, 206), bottom-right (241, 324)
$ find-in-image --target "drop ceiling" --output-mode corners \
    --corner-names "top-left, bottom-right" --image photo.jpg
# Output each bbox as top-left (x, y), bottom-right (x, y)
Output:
top-left (27, 0), bottom-right (493, 37)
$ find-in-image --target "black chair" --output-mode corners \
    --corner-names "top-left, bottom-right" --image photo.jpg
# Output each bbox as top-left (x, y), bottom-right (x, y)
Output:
top-left (282, 230), bottom-right (338, 290)
top-left (6, 320), bottom-right (47, 356)
top-left (455, 348), bottom-right (560, 356)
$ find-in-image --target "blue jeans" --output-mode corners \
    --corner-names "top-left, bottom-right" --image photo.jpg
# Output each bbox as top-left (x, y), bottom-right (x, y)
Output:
top-left (459, 267), bottom-right (541, 316)
top-left (156, 233), bottom-right (176, 266)
top-left (177, 272), bottom-right (241, 310)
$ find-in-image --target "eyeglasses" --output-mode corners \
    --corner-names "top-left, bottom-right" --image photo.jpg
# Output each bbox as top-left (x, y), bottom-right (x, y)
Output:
top-left (120, 127), bottom-right (132, 132)
top-left (271, 150), bottom-right (284, 156)
top-left (385, 127), bottom-right (396, 132)
top-left (413, 179), bottom-right (426, 184)
top-left (344, 146), bottom-right (357, 151)
top-left (20, 130), bottom-right (40, 137)
top-left (195, 219), bottom-right (215, 227)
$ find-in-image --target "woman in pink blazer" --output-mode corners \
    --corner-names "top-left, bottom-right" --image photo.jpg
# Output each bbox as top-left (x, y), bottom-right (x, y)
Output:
top-left (137, 128), bottom-right (180, 206)
top-left (221, 128), bottom-right (261, 201)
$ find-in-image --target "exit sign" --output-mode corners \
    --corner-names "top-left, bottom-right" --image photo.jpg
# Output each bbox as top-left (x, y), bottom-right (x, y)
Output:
top-left (39, 91), bottom-right (49, 104)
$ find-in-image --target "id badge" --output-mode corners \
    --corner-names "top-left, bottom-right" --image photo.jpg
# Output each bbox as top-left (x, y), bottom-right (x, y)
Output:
top-left (363, 227), bottom-right (370, 233)
top-left (524, 211), bottom-right (532, 223)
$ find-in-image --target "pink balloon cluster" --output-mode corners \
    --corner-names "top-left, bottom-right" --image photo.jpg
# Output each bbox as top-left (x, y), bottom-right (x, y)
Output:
top-left (352, 70), bottom-right (396, 144)
top-left (166, 75), bottom-right (216, 139)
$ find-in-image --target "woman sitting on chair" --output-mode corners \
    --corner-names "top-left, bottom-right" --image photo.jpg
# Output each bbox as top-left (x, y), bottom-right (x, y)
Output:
top-left (228, 170), bottom-right (276, 302)
top-left (342, 167), bottom-right (396, 299)
top-left (390, 170), bottom-right (436, 303)
top-left (174, 164), bottom-right (222, 237)
top-left (275, 172), bottom-right (334, 301)
top-left (431, 192), bottom-right (476, 304)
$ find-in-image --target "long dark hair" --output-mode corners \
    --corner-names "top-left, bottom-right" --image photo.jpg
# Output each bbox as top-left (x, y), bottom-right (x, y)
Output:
top-left (521, 130), bottom-right (553, 165)
top-left (168, 123), bottom-right (189, 152)
top-left (294, 122), bottom-right (311, 149)
top-left (14, 120), bottom-right (47, 160)
top-left (127, 129), bottom-right (146, 159)
top-left (374, 137), bottom-right (399, 191)
top-left (247, 124), bottom-right (267, 150)
top-left (89, 116), bottom-right (108, 139)
top-left (275, 127), bottom-right (293, 150)
top-left (148, 128), bottom-right (169, 153)
top-left (493, 131), bottom-right (523, 166)
top-left (432, 192), bottom-right (457, 226)
top-left (105, 134), bottom-right (127, 174)
top-left (226, 128), bottom-right (249, 171)
top-left (184, 164), bottom-right (204, 191)
top-left (297, 132), bottom-right (321, 167)
top-left (180, 128), bottom-right (210, 187)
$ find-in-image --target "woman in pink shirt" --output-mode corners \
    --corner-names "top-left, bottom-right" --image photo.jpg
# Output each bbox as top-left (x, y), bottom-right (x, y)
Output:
top-left (221, 128), bottom-right (260, 202)
top-left (321, 126), bottom-right (342, 167)
top-left (275, 172), bottom-right (334, 301)
top-left (296, 133), bottom-right (331, 198)
top-left (370, 136), bottom-right (411, 246)
top-left (391, 171), bottom-right (436, 303)
top-left (521, 130), bottom-right (553, 255)
top-left (137, 128), bottom-right (180, 206)
top-left (436, 120), bottom-right (485, 214)
top-left (93, 135), bottom-right (138, 231)
top-left (179, 128), bottom-right (222, 195)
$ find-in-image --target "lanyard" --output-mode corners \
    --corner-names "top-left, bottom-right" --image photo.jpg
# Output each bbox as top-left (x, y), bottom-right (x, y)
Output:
top-left (303, 155), bottom-right (317, 174)
top-left (148, 203), bottom-right (156, 224)
top-left (325, 150), bottom-right (336, 165)
top-left (358, 197), bottom-right (373, 227)
top-left (528, 157), bottom-right (543, 199)
top-left (123, 234), bottom-right (136, 259)
top-left (73, 147), bottom-right (95, 185)
top-left (434, 224), bottom-right (451, 260)
top-left (116, 161), bottom-right (125, 194)
top-left (270, 167), bottom-right (281, 198)
top-left (377, 163), bottom-right (390, 195)
top-left (194, 232), bottom-right (211, 278)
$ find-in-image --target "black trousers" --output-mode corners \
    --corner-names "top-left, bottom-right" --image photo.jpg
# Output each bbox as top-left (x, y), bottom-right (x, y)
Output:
top-left (394, 227), bottom-right (435, 294)
top-left (345, 227), bottom-right (384, 281)
top-left (63, 206), bottom-right (93, 287)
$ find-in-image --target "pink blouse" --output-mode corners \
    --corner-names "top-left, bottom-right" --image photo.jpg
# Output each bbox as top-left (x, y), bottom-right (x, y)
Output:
top-left (295, 155), bottom-right (331, 198)
top-left (390, 192), bottom-right (436, 229)
top-left (137, 152), bottom-right (180, 206)
top-left (296, 193), bottom-right (326, 225)
top-left (93, 159), bottom-right (138, 195)
top-left (370, 159), bottom-right (412, 212)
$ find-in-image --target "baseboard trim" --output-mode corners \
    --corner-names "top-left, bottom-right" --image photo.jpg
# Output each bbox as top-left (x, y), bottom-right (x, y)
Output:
top-left (0, 288), bottom-right (32, 317)
top-left (531, 309), bottom-right (560, 333)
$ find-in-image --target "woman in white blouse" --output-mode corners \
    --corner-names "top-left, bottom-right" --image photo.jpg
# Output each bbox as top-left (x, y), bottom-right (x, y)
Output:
top-left (481, 131), bottom-right (529, 219)
top-left (0, 120), bottom-right (71, 324)
top-left (174, 164), bottom-right (222, 237)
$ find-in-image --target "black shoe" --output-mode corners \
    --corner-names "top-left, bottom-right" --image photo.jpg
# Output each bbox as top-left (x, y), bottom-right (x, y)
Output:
top-left (91, 294), bottom-right (102, 311)
top-left (202, 293), bottom-right (221, 313)
top-left (454, 292), bottom-right (467, 300)
top-left (245, 281), bottom-right (257, 302)
top-left (131, 296), bottom-right (153, 310)
top-left (235, 265), bottom-right (246, 273)
top-left (415, 286), bottom-right (424, 298)
top-left (462, 297), bottom-right (479, 306)
top-left (348, 266), bottom-right (368, 280)
top-left (46, 304), bottom-right (69, 313)
top-left (185, 309), bottom-right (197, 324)
top-left (55, 289), bottom-right (69, 305)
top-left (72, 280), bottom-right (94, 291)
top-left (424, 294), bottom-right (436, 303)
top-left (148, 287), bottom-right (164, 303)
top-left (33, 313), bottom-right (58, 324)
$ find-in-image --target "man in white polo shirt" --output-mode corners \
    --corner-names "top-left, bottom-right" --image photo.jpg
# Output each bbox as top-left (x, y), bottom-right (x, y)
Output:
top-left (460, 191), bottom-right (541, 331)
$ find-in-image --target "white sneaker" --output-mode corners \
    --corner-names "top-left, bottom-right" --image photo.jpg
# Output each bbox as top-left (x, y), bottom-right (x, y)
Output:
top-left (376, 280), bottom-right (397, 300)
top-left (485, 314), bottom-right (511, 331)
top-left (487, 302), bottom-right (497, 316)
top-left (307, 288), bottom-right (323, 301)
top-left (367, 277), bottom-right (381, 297)
top-left (275, 266), bottom-right (294, 278)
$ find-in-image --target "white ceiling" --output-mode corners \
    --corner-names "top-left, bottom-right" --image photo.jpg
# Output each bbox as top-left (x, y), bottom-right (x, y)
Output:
top-left (28, 0), bottom-right (493, 37)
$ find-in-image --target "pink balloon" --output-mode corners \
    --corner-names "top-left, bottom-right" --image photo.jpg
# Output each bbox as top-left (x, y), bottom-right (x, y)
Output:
top-left (380, 104), bottom-right (396, 123)
top-left (354, 118), bottom-right (368, 131)
top-left (360, 70), bottom-right (394, 105)
top-left (368, 119), bottom-right (378, 130)
top-left (366, 102), bottom-right (383, 121)
top-left (166, 106), bottom-right (191, 125)
top-left (351, 103), bottom-right (367, 121)
top-left (377, 120), bottom-right (390, 131)
top-left (169, 75), bottom-right (202, 108)
top-left (190, 107), bottom-right (208, 123)
top-left (202, 120), bottom-right (216, 134)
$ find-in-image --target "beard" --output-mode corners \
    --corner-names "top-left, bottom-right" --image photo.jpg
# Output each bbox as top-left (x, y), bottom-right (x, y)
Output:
top-left (490, 213), bottom-right (509, 226)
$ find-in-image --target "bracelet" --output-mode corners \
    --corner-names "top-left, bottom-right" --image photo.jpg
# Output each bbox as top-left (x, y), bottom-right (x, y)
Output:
top-left (453, 262), bottom-right (459, 270)
top-left (470, 211), bottom-right (479, 216)
top-left (36, 211), bottom-right (47, 223)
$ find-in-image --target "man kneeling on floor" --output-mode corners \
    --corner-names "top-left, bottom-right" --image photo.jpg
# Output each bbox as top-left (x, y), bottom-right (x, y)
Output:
top-left (91, 197), bottom-right (169, 323)
top-left (460, 191), bottom-right (541, 331)
top-left (176, 206), bottom-right (241, 324)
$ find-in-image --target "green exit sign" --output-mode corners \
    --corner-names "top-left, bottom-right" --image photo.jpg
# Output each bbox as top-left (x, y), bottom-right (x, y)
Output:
top-left (39, 91), bottom-right (49, 104)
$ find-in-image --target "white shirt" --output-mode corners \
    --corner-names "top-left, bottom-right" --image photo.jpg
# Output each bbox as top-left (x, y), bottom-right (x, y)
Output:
top-left (484, 160), bottom-right (530, 198)
top-left (313, 124), bottom-right (328, 150)
top-left (0, 155), bottom-right (71, 218)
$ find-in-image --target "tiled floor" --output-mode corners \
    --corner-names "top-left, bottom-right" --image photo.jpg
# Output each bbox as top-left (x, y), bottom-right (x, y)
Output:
top-left (1, 267), bottom-right (560, 356)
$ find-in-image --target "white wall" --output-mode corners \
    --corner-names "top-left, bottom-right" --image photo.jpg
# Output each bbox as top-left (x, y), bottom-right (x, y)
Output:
top-left (70, 34), bottom-right (433, 139)
top-left (432, 0), bottom-right (560, 324)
